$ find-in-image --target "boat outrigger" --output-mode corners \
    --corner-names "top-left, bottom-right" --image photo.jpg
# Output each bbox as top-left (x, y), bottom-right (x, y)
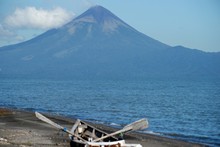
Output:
top-left (35, 112), bottom-right (148, 147)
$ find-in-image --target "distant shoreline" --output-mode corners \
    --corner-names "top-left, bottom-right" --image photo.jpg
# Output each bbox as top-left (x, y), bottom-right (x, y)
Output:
top-left (0, 107), bottom-right (206, 147)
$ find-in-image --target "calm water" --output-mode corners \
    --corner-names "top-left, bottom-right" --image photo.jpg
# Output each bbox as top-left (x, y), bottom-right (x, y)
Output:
top-left (0, 78), bottom-right (219, 146)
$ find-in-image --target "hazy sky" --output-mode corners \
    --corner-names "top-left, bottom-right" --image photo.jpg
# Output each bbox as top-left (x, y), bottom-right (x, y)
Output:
top-left (0, 0), bottom-right (219, 52)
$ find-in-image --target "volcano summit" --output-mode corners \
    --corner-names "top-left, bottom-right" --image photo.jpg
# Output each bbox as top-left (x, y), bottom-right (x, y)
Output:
top-left (0, 6), bottom-right (219, 79)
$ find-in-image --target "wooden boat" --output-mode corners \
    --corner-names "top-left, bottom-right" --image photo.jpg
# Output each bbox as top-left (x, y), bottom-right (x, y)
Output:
top-left (35, 112), bottom-right (147, 147)
top-left (69, 119), bottom-right (118, 146)
top-left (69, 119), bottom-right (143, 147)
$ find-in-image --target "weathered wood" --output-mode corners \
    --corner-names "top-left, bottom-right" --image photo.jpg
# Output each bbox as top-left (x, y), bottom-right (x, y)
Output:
top-left (70, 119), bottom-right (81, 133)
top-left (94, 118), bottom-right (148, 142)
top-left (35, 112), bottom-right (87, 142)
top-left (35, 112), bottom-right (143, 147)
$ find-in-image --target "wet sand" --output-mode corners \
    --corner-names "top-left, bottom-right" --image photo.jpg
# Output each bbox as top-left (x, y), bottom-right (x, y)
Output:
top-left (0, 108), bottom-right (206, 147)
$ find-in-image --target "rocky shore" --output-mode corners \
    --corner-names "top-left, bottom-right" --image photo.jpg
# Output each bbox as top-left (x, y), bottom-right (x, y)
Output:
top-left (0, 108), bottom-right (205, 147)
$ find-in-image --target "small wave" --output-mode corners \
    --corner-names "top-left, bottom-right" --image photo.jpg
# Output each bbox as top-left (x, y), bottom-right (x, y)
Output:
top-left (86, 119), bottom-right (106, 125)
top-left (141, 130), bottom-right (161, 135)
top-left (110, 122), bottom-right (121, 127)
top-left (85, 119), bottom-right (122, 127)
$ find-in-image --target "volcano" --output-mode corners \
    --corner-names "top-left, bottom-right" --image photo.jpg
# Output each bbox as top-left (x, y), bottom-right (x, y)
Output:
top-left (0, 6), bottom-right (219, 79)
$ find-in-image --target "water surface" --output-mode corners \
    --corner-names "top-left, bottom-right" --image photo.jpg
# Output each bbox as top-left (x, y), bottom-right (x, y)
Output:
top-left (0, 77), bottom-right (219, 146)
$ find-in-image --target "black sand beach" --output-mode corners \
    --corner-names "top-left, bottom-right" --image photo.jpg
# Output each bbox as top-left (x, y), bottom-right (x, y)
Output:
top-left (0, 108), bottom-right (206, 147)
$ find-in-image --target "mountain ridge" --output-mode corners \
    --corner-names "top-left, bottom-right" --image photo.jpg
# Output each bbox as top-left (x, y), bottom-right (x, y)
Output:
top-left (0, 5), bottom-right (219, 79)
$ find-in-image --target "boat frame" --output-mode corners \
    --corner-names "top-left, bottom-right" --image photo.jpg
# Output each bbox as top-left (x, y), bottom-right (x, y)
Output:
top-left (69, 119), bottom-right (142, 147)
top-left (35, 112), bottom-right (144, 147)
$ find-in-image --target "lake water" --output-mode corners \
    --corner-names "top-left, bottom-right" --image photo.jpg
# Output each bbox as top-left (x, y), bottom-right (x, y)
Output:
top-left (0, 77), bottom-right (219, 146)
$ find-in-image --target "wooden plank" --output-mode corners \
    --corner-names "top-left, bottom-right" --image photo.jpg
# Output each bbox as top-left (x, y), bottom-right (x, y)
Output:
top-left (94, 118), bottom-right (148, 142)
top-left (35, 112), bottom-right (87, 142)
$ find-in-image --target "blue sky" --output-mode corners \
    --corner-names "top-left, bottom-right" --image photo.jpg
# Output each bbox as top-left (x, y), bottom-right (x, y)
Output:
top-left (0, 0), bottom-right (219, 52)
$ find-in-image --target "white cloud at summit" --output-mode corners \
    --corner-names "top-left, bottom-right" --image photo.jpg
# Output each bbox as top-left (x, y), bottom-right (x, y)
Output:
top-left (5, 7), bottom-right (75, 29)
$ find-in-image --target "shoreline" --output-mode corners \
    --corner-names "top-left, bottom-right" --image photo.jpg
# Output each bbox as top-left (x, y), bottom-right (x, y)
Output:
top-left (0, 108), bottom-right (206, 147)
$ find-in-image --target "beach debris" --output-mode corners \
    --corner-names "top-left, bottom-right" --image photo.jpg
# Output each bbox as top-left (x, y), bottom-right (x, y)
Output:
top-left (0, 137), bottom-right (7, 142)
top-left (35, 112), bottom-right (148, 147)
top-left (0, 108), bottom-right (12, 116)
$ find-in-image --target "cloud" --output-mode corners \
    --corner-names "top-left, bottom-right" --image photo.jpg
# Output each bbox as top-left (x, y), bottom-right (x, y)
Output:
top-left (0, 24), bottom-right (25, 46)
top-left (5, 7), bottom-right (75, 29)
top-left (0, 24), bottom-right (14, 37)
